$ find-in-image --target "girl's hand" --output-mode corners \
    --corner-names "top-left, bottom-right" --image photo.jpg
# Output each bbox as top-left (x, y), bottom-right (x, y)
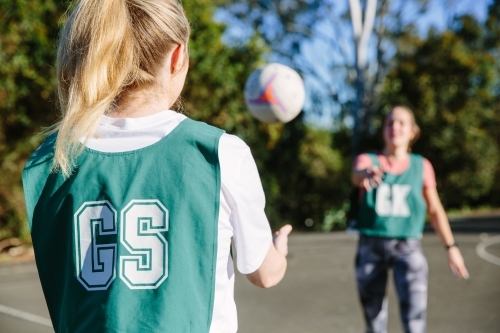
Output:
top-left (273, 224), bottom-right (292, 257)
top-left (247, 224), bottom-right (292, 288)
top-left (448, 247), bottom-right (469, 279)
top-left (361, 166), bottom-right (384, 191)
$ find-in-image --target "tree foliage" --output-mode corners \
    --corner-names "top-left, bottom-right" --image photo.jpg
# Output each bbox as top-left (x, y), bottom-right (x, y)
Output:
top-left (0, 0), bottom-right (346, 241)
top-left (217, 0), bottom-right (433, 147)
top-left (2, 0), bottom-right (499, 242)
top-left (379, 9), bottom-right (500, 207)
top-left (0, 0), bottom-right (62, 240)
top-left (184, 0), bottom-right (347, 229)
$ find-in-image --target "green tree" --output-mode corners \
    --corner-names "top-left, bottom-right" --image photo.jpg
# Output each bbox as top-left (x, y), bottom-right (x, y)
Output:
top-left (184, 0), bottom-right (347, 230)
top-left (379, 14), bottom-right (500, 208)
top-left (0, 0), bottom-right (62, 240)
top-left (0, 0), bottom-right (347, 241)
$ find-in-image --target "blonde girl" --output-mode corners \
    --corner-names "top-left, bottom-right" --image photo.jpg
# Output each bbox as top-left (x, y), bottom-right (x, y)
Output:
top-left (22, 0), bottom-right (291, 332)
top-left (352, 106), bottom-right (468, 333)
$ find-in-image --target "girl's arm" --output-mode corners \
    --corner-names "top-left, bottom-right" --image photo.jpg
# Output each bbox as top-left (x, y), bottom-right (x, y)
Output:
top-left (246, 224), bottom-right (292, 288)
top-left (423, 187), bottom-right (469, 279)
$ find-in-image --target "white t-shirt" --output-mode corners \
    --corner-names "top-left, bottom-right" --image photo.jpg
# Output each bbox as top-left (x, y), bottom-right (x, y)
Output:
top-left (84, 110), bottom-right (272, 333)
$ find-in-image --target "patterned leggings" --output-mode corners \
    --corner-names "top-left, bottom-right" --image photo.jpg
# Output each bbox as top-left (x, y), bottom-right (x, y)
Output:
top-left (355, 236), bottom-right (428, 333)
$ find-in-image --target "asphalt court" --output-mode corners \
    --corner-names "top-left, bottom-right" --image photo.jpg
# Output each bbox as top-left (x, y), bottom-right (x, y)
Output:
top-left (236, 232), bottom-right (500, 333)
top-left (0, 221), bottom-right (499, 333)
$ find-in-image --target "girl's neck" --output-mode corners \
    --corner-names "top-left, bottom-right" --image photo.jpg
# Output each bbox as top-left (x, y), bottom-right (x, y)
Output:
top-left (109, 87), bottom-right (173, 118)
top-left (382, 145), bottom-right (409, 160)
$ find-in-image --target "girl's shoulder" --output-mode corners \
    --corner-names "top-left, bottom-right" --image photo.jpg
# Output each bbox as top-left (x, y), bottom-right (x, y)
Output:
top-left (409, 153), bottom-right (433, 166)
top-left (353, 152), bottom-right (376, 169)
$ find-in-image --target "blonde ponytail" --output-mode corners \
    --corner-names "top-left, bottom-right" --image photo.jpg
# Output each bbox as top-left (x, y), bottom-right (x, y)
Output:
top-left (52, 0), bottom-right (190, 177)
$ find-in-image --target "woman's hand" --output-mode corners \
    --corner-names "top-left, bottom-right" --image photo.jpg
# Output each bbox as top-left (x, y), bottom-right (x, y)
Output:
top-left (246, 224), bottom-right (292, 288)
top-left (448, 246), bottom-right (469, 279)
top-left (358, 166), bottom-right (384, 191)
top-left (273, 224), bottom-right (293, 256)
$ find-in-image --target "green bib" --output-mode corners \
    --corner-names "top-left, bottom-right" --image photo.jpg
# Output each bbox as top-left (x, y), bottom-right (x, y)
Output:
top-left (23, 119), bottom-right (224, 333)
top-left (358, 153), bottom-right (427, 239)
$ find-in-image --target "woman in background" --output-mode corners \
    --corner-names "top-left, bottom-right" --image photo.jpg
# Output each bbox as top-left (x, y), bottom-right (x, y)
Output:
top-left (352, 106), bottom-right (468, 333)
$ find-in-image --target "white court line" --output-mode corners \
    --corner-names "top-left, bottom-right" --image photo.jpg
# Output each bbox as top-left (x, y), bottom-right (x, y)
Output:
top-left (0, 304), bottom-right (52, 328)
top-left (476, 235), bottom-right (500, 266)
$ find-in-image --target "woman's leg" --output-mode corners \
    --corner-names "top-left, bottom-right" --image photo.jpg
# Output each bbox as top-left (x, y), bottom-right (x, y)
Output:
top-left (392, 239), bottom-right (428, 333)
top-left (356, 236), bottom-right (390, 333)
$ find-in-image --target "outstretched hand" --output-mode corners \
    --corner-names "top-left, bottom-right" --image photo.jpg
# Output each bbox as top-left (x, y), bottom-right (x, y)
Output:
top-left (273, 224), bottom-right (292, 257)
top-left (448, 247), bottom-right (469, 279)
top-left (246, 224), bottom-right (292, 288)
top-left (361, 166), bottom-right (384, 191)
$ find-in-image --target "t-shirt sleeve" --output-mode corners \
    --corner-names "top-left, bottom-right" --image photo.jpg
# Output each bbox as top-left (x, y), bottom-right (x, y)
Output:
top-left (218, 134), bottom-right (272, 274)
top-left (423, 158), bottom-right (437, 189)
top-left (353, 153), bottom-right (372, 171)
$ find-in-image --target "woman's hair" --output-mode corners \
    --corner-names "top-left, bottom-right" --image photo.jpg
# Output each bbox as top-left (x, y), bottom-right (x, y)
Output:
top-left (52, 0), bottom-right (190, 177)
top-left (385, 105), bottom-right (421, 150)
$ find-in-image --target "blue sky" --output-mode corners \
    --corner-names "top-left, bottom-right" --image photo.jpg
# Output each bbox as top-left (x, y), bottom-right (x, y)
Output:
top-left (216, 0), bottom-right (495, 128)
top-left (417, 0), bottom-right (493, 34)
top-left (304, 0), bottom-right (496, 127)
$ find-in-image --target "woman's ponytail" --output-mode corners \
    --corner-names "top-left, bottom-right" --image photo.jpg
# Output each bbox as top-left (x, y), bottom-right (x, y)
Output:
top-left (52, 0), bottom-right (190, 177)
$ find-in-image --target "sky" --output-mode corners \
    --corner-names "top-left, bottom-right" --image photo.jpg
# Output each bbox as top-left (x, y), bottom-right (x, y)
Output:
top-left (305, 0), bottom-right (495, 127)
top-left (416, 0), bottom-right (493, 35)
top-left (216, 0), bottom-right (495, 128)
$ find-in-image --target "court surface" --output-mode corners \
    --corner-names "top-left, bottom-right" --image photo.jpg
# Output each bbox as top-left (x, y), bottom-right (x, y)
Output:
top-left (0, 219), bottom-right (499, 333)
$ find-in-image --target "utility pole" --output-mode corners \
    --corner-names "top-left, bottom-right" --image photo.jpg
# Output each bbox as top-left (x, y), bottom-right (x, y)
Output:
top-left (348, 0), bottom-right (377, 154)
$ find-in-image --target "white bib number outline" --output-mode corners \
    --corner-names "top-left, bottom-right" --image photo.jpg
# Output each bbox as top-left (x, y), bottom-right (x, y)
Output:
top-left (120, 200), bottom-right (169, 289)
top-left (74, 201), bottom-right (118, 291)
top-left (74, 200), bottom-right (169, 291)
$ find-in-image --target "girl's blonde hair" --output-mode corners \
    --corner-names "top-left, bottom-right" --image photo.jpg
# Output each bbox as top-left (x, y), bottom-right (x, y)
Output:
top-left (52, 0), bottom-right (190, 177)
top-left (386, 105), bottom-right (421, 151)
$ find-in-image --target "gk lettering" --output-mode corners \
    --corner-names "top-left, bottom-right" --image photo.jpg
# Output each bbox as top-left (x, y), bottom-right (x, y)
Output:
top-left (375, 184), bottom-right (411, 217)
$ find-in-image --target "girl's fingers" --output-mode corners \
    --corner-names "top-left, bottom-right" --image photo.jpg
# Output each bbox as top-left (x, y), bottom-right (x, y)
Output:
top-left (361, 167), bottom-right (384, 190)
top-left (452, 265), bottom-right (469, 279)
top-left (368, 177), bottom-right (382, 189)
top-left (372, 175), bottom-right (383, 185)
top-left (363, 178), bottom-right (371, 191)
top-left (448, 248), bottom-right (469, 279)
top-left (273, 224), bottom-right (292, 257)
top-left (455, 263), bottom-right (469, 279)
top-left (278, 224), bottom-right (293, 236)
top-left (372, 166), bottom-right (384, 177)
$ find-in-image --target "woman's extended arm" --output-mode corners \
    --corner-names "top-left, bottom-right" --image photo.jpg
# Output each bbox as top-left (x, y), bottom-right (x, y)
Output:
top-left (246, 224), bottom-right (292, 288)
top-left (423, 187), bottom-right (469, 279)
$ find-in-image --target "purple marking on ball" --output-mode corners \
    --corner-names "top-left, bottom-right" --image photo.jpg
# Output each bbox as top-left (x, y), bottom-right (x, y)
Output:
top-left (249, 73), bottom-right (287, 114)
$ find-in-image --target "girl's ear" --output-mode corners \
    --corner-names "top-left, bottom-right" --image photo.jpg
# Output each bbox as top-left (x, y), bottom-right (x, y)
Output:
top-left (411, 126), bottom-right (418, 141)
top-left (170, 44), bottom-right (186, 74)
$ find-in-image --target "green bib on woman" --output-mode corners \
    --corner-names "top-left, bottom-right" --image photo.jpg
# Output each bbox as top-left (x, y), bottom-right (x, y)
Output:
top-left (358, 153), bottom-right (427, 239)
top-left (23, 119), bottom-right (223, 333)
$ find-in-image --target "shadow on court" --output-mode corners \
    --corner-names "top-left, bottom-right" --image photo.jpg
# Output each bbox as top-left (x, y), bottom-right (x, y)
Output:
top-left (0, 216), bottom-right (499, 333)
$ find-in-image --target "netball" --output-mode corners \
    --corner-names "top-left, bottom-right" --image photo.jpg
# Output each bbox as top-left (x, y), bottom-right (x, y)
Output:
top-left (244, 63), bottom-right (305, 123)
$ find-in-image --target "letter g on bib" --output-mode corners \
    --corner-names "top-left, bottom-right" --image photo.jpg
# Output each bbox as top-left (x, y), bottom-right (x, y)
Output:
top-left (375, 184), bottom-right (411, 217)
